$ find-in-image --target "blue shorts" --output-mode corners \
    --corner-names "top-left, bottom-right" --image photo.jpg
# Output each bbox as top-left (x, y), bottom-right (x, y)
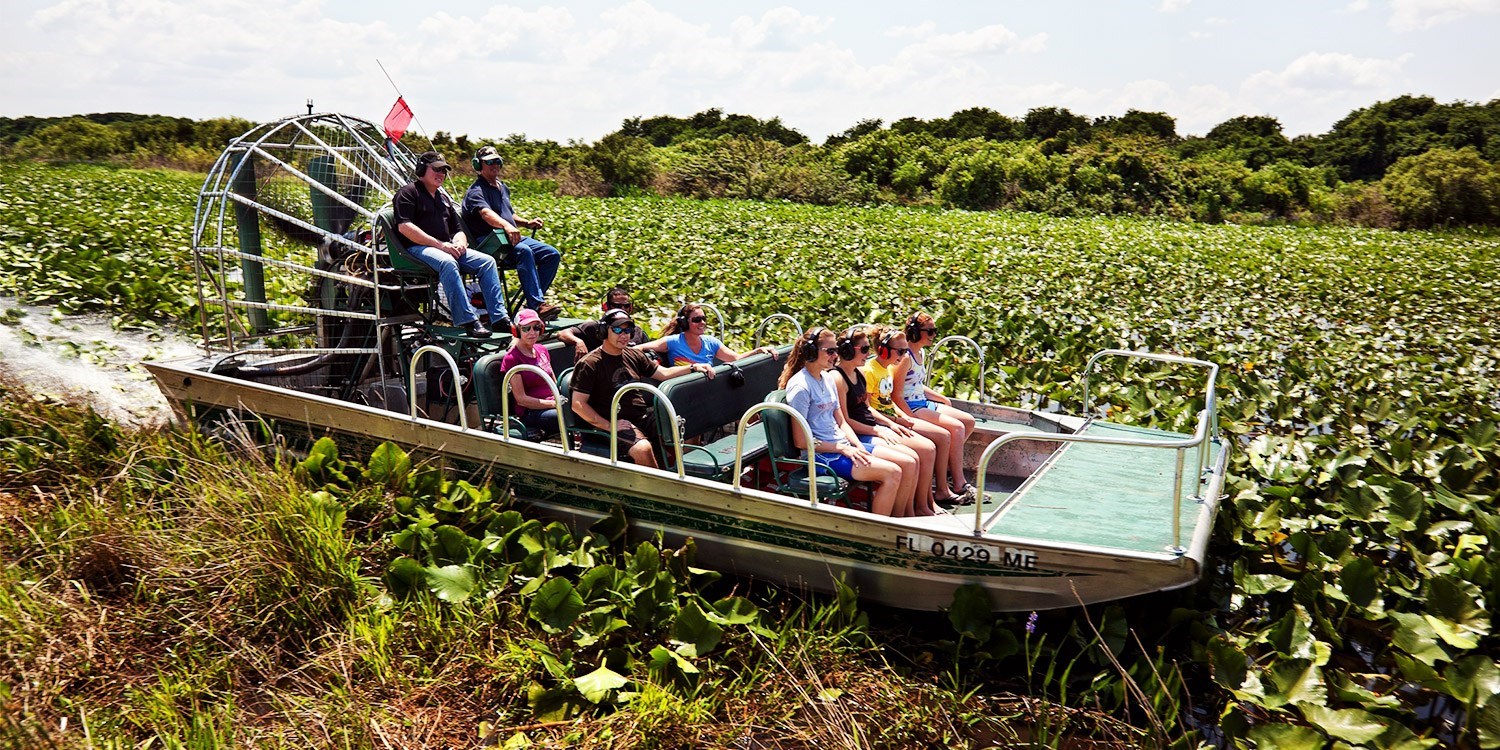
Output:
top-left (907, 398), bottom-right (935, 411)
top-left (858, 434), bottom-right (877, 452)
top-left (813, 451), bottom-right (856, 480)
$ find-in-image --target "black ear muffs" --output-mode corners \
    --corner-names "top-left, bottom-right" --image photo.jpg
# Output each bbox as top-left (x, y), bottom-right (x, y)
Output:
top-left (905, 314), bottom-right (923, 343)
top-left (675, 306), bottom-right (692, 332)
top-left (726, 363), bottom-right (746, 388)
top-left (836, 328), bottom-right (862, 360)
top-left (800, 327), bottom-right (827, 359)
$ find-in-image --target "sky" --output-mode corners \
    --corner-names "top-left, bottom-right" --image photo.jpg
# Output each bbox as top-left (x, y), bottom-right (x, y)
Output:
top-left (1, 0), bottom-right (1497, 145)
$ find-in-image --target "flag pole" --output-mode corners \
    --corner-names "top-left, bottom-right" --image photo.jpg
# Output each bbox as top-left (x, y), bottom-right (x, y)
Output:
top-left (375, 59), bottom-right (428, 139)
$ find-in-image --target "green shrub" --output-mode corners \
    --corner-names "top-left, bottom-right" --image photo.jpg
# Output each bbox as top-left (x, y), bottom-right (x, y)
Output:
top-left (1380, 146), bottom-right (1500, 227)
top-left (583, 133), bottom-right (657, 192)
top-left (13, 118), bottom-right (122, 162)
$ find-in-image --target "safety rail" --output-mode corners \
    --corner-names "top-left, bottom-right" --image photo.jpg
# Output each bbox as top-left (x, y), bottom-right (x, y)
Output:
top-left (609, 382), bottom-right (686, 478)
top-left (751, 314), bottom-right (803, 349)
top-left (1081, 349), bottom-right (1221, 475)
top-left (972, 406), bottom-right (1215, 554)
top-left (731, 402), bottom-right (823, 506)
top-left (931, 335), bottom-right (989, 403)
top-left (408, 344), bottom-right (468, 430)
top-left (498, 363), bottom-right (571, 452)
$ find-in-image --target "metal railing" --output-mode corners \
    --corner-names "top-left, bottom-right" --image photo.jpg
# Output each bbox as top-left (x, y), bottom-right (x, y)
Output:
top-left (732, 402), bottom-right (823, 506)
top-left (609, 382), bottom-right (686, 478)
top-left (752, 314), bottom-right (803, 349)
top-left (931, 334), bottom-right (988, 403)
top-left (407, 344), bottom-right (467, 430)
top-left (498, 363), bottom-right (571, 452)
top-left (1081, 349), bottom-right (1221, 475)
top-left (971, 407), bottom-right (1214, 553)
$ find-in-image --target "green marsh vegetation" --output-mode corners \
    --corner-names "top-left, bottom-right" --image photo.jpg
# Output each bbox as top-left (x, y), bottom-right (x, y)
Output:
top-left (2, 162), bottom-right (1499, 747)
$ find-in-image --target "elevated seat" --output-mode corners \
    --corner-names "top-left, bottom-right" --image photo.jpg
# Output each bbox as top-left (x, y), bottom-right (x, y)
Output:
top-left (373, 204), bottom-right (520, 322)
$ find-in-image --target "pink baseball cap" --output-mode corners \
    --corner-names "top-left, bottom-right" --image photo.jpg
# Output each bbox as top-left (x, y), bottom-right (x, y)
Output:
top-left (515, 308), bottom-right (542, 328)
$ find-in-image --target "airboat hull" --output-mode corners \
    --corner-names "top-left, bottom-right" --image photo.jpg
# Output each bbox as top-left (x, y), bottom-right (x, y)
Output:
top-left (146, 358), bottom-right (1225, 612)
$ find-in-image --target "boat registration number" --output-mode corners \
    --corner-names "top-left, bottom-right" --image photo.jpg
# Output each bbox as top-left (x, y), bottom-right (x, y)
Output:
top-left (895, 534), bottom-right (1037, 569)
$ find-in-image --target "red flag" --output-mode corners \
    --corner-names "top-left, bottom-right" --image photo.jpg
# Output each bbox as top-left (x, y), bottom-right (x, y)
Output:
top-left (383, 97), bottom-right (414, 141)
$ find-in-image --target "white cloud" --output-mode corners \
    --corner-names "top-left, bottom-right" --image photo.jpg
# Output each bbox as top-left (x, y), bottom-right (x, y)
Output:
top-left (1341, 0), bottom-right (1371, 13)
top-left (1389, 0), bottom-right (1500, 31)
top-left (1243, 51), bottom-right (1411, 93)
top-left (1158, 0), bottom-right (1192, 12)
top-left (731, 6), bottom-right (832, 49)
top-left (895, 23), bottom-right (1047, 64)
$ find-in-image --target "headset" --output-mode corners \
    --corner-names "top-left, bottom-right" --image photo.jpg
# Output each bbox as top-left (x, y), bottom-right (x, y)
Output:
top-left (415, 151), bottom-right (444, 177)
top-left (800, 326), bottom-right (829, 360)
top-left (904, 313), bottom-right (927, 343)
top-left (675, 304), bottom-right (697, 333)
top-left (471, 152), bottom-right (505, 172)
top-left (836, 326), bottom-right (865, 360)
top-left (877, 328), bottom-right (903, 359)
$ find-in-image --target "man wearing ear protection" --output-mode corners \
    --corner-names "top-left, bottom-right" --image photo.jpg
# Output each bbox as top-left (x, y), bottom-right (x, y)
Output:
top-left (462, 145), bottom-right (564, 321)
top-left (393, 150), bottom-right (510, 338)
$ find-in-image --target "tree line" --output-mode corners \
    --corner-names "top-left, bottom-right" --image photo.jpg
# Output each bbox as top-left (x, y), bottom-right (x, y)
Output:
top-left (4, 96), bottom-right (1498, 229)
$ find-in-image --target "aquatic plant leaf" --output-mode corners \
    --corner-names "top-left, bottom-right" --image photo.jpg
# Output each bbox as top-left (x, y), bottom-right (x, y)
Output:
top-left (1245, 721), bottom-right (1324, 749)
top-left (1390, 612), bottom-right (1450, 666)
top-left (1444, 655), bottom-right (1500, 706)
top-left (672, 599), bottom-right (724, 657)
top-left (1261, 658), bottom-right (1327, 709)
top-left (1476, 699), bottom-right (1500, 749)
top-left (588, 502), bottom-right (628, 545)
top-left (573, 663), bottom-right (629, 704)
top-left (433, 525), bottom-right (474, 566)
top-left (948, 584), bottom-right (994, 641)
top-left (425, 564), bottom-right (476, 603)
top-left (365, 441), bottom-right (410, 484)
top-left (1383, 480), bottom-right (1424, 532)
top-left (1299, 704), bottom-right (1389, 744)
top-left (1339, 557), bottom-right (1379, 609)
top-left (1208, 637), bottom-right (1249, 691)
top-left (647, 644), bottom-right (699, 677)
top-left (529, 577), bottom-right (585, 633)
top-left (1426, 575), bottom-right (1490, 640)
top-left (385, 556), bottom-right (425, 598)
top-left (710, 596), bottom-right (759, 625)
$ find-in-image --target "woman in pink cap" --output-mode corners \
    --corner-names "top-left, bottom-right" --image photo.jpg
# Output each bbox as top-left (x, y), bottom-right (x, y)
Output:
top-left (499, 308), bottom-right (558, 435)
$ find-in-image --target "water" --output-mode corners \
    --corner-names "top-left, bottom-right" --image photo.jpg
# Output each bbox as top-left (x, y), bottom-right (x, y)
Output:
top-left (0, 298), bottom-right (199, 427)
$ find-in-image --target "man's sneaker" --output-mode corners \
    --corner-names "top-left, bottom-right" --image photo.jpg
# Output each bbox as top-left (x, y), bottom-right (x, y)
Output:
top-left (536, 302), bottom-right (563, 322)
top-left (463, 320), bottom-right (492, 338)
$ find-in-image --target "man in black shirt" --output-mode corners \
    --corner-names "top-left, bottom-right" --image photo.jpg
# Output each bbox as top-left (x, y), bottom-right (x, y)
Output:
top-left (558, 286), bottom-right (650, 357)
top-left (570, 308), bottom-right (712, 468)
top-left (392, 151), bottom-right (509, 337)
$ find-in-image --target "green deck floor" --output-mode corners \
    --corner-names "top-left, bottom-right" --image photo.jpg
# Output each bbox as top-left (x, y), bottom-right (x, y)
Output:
top-left (988, 422), bottom-right (1222, 555)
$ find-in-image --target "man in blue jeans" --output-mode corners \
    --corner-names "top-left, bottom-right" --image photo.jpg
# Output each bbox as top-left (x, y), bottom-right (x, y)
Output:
top-left (462, 145), bottom-right (563, 320)
top-left (393, 151), bottom-right (509, 338)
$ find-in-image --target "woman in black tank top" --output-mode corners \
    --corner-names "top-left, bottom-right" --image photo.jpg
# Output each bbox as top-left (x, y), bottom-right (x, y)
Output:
top-left (829, 326), bottom-right (944, 516)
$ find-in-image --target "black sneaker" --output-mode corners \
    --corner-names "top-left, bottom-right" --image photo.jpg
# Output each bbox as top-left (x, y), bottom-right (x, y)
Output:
top-left (463, 320), bottom-right (492, 338)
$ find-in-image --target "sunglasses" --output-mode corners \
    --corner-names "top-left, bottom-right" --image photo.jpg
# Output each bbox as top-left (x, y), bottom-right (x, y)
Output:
top-left (918, 327), bottom-right (937, 335)
top-left (519, 323), bottom-right (544, 333)
top-left (821, 347), bottom-right (840, 356)
top-left (609, 324), bottom-right (637, 334)
top-left (854, 344), bottom-right (872, 355)
top-left (609, 301), bottom-right (634, 312)
top-left (433, 165), bottom-right (451, 174)
top-left (892, 347), bottom-right (910, 356)
top-left (689, 316), bottom-right (707, 324)
top-left (482, 159), bottom-right (502, 167)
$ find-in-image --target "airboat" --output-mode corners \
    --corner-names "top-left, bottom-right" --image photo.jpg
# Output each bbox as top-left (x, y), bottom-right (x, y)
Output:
top-left (145, 112), bottom-right (1229, 611)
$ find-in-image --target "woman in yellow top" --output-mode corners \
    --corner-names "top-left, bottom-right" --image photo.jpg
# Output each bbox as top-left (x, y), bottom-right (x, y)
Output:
top-left (862, 325), bottom-right (972, 507)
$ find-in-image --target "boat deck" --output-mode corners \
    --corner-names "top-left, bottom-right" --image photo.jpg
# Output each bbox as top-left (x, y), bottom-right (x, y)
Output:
top-left (919, 421), bottom-right (1222, 556)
